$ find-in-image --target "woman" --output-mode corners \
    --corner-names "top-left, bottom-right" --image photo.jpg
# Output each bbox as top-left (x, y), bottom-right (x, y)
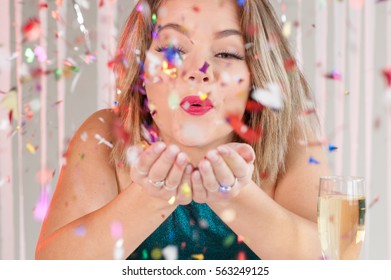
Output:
top-left (35, 0), bottom-right (329, 260)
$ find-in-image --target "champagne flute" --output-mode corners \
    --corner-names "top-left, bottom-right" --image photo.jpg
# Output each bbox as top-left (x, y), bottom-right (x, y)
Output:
top-left (317, 176), bottom-right (366, 260)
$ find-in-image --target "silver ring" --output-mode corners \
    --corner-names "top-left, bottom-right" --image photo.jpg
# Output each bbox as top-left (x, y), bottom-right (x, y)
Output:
top-left (218, 177), bottom-right (237, 193)
top-left (148, 178), bottom-right (165, 188)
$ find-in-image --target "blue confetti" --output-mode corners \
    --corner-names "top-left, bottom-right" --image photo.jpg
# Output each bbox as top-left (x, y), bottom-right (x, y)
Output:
top-left (237, 0), bottom-right (246, 6)
top-left (328, 144), bottom-right (338, 152)
top-left (309, 156), bottom-right (320, 165)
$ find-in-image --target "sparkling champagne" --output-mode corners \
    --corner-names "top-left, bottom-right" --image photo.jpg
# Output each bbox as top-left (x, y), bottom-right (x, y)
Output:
top-left (318, 195), bottom-right (366, 260)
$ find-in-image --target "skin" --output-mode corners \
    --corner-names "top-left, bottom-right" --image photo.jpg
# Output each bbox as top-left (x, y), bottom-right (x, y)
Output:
top-left (35, 0), bottom-right (330, 260)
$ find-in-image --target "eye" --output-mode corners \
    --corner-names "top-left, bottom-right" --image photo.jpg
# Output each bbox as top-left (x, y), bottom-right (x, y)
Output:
top-left (215, 51), bottom-right (244, 60)
top-left (155, 45), bottom-right (185, 55)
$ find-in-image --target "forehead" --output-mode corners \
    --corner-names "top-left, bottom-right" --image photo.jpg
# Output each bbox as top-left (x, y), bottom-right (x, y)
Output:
top-left (156, 0), bottom-right (241, 31)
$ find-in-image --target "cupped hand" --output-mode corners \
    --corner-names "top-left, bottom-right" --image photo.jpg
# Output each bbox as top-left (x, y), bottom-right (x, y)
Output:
top-left (191, 143), bottom-right (255, 204)
top-left (130, 142), bottom-right (193, 205)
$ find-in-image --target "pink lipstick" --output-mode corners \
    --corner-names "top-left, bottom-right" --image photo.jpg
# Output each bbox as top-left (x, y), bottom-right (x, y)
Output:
top-left (180, 95), bottom-right (214, 116)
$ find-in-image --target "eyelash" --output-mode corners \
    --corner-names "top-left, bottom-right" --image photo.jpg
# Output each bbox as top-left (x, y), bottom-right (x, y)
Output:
top-left (154, 45), bottom-right (244, 60)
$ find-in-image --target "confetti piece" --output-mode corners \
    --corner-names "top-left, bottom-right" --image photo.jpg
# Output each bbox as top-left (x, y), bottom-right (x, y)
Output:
top-left (34, 46), bottom-right (47, 62)
top-left (111, 220), bottom-right (123, 239)
top-left (237, 0), bottom-right (246, 6)
top-left (162, 61), bottom-right (178, 79)
top-left (237, 235), bottom-right (245, 243)
top-left (151, 248), bottom-right (162, 260)
top-left (284, 58), bottom-right (297, 71)
top-left (301, 109), bottom-right (316, 116)
top-left (221, 208), bottom-right (237, 224)
top-left (126, 146), bottom-right (141, 165)
top-left (36, 168), bottom-right (55, 185)
top-left (198, 219), bottom-right (209, 229)
top-left (180, 183), bottom-right (191, 198)
top-left (113, 238), bottom-right (124, 260)
top-left (198, 91), bottom-right (209, 101)
top-left (72, 0), bottom-right (92, 53)
top-left (328, 144), bottom-right (338, 152)
top-left (308, 156), bottom-right (320, 165)
top-left (237, 251), bottom-right (247, 260)
top-left (142, 249), bottom-right (149, 259)
top-left (74, 225), bottom-right (87, 236)
top-left (0, 88), bottom-right (18, 120)
top-left (33, 187), bottom-right (50, 222)
top-left (245, 100), bottom-right (264, 112)
top-left (25, 48), bottom-right (35, 63)
top-left (368, 195), bottom-right (380, 208)
top-left (199, 61), bottom-right (209, 74)
top-left (80, 132), bottom-right (88, 142)
top-left (162, 245), bottom-right (178, 260)
top-left (251, 83), bottom-right (284, 110)
top-left (226, 114), bottom-right (262, 144)
top-left (325, 70), bottom-right (342, 80)
top-left (382, 68), bottom-right (391, 87)
top-left (26, 142), bottom-right (37, 154)
top-left (168, 91), bottom-right (180, 109)
top-left (168, 196), bottom-right (176, 205)
top-left (95, 134), bottom-right (113, 148)
top-left (22, 17), bottom-right (41, 42)
top-left (191, 254), bottom-right (204, 260)
top-left (223, 234), bottom-right (236, 248)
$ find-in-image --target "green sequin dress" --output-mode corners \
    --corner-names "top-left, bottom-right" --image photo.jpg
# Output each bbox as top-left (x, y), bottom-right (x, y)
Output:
top-left (127, 201), bottom-right (260, 260)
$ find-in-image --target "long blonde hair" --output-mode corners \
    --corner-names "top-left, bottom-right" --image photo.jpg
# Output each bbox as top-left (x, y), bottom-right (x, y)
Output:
top-left (111, 0), bottom-right (319, 185)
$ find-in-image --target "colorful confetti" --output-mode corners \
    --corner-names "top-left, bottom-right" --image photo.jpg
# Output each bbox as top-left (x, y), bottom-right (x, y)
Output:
top-left (95, 134), bottom-right (113, 148)
top-left (191, 254), bottom-right (204, 260)
top-left (162, 245), bottom-right (178, 260)
top-left (22, 17), bottom-right (41, 42)
top-left (325, 70), bottom-right (342, 80)
top-left (226, 114), bottom-right (262, 144)
top-left (33, 187), bottom-right (50, 221)
top-left (198, 61), bottom-right (209, 74)
top-left (251, 83), bottom-right (284, 111)
top-left (151, 247), bottom-right (162, 260)
top-left (382, 68), bottom-right (391, 87)
top-left (113, 238), bottom-right (124, 260)
top-left (111, 220), bottom-right (123, 239)
top-left (328, 144), bottom-right (338, 152)
top-left (308, 156), bottom-right (320, 165)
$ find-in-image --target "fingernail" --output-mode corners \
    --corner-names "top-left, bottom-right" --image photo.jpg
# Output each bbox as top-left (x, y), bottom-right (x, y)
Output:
top-left (193, 170), bottom-right (201, 180)
top-left (167, 145), bottom-right (180, 158)
top-left (185, 164), bottom-right (193, 174)
top-left (217, 146), bottom-right (230, 156)
top-left (154, 142), bottom-right (166, 153)
top-left (176, 152), bottom-right (187, 166)
top-left (207, 150), bottom-right (219, 162)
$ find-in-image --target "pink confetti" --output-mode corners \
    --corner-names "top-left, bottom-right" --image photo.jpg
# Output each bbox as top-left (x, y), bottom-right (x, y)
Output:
top-left (33, 187), bottom-right (50, 221)
top-left (22, 17), bottom-right (41, 42)
top-left (382, 68), bottom-right (391, 87)
top-left (236, 251), bottom-right (247, 260)
top-left (325, 70), bottom-right (342, 80)
top-left (368, 195), bottom-right (380, 208)
top-left (111, 220), bottom-right (123, 239)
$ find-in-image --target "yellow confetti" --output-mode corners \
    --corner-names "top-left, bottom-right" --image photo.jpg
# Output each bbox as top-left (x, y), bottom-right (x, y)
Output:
top-left (168, 195), bottom-right (176, 205)
top-left (0, 88), bottom-right (18, 119)
top-left (151, 247), bottom-right (162, 260)
top-left (199, 92), bottom-right (208, 101)
top-left (26, 142), bottom-right (36, 154)
top-left (191, 254), bottom-right (204, 260)
top-left (162, 61), bottom-right (177, 78)
top-left (180, 183), bottom-right (191, 198)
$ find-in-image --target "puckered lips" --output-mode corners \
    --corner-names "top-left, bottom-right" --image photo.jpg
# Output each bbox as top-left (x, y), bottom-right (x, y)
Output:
top-left (180, 95), bottom-right (214, 116)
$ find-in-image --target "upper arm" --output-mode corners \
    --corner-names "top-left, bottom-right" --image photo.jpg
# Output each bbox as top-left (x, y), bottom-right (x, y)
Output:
top-left (273, 127), bottom-right (331, 223)
top-left (37, 109), bottom-right (119, 243)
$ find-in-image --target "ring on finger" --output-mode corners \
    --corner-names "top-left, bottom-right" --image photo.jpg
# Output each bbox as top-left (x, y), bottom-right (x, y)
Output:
top-left (218, 177), bottom-right (237, 193)
top-left (148, 178), bottom-right (165, 188)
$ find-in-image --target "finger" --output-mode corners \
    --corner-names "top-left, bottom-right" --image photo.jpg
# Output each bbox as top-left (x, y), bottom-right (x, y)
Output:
top-left (216, 145), bottom-right (249, 179)
top-left (148, 144), bottom-right (180, 182)
top-left (191, 170), bottom-right (207, 203)
top-left (198, 159), bottom-right (219, 192)
top-left (205, 150), bottom-right (236, 188)
top-left (163, 152), bottom-right (188, 192)
top-left (226, 143), bottom-right (255, 163)
top-left (175, 164), bottom-right (193, 205)
top-left (132, 142), bottom-right (166, 179)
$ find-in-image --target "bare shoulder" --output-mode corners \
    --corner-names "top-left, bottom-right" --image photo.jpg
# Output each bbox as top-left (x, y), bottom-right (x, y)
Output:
top-left (37, 109), bottom-right (119, 242)
top-left (273, 125), bottom-right (331, 223)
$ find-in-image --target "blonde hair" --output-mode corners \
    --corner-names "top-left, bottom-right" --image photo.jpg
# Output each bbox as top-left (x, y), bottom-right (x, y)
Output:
top-left (111, 0), bottom-right (319, 185)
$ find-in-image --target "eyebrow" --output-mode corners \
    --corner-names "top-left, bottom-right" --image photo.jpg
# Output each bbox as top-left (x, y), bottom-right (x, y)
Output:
top-left (157, 23), bottom-right (243, 40)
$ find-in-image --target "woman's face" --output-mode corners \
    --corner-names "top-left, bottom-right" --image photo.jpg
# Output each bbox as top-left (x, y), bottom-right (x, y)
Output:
top-left (144, 0), bottom-right (250, 148)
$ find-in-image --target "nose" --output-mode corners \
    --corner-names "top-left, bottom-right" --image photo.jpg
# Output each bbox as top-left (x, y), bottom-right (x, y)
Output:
top-left (183, 61), bottom-right (214, 84)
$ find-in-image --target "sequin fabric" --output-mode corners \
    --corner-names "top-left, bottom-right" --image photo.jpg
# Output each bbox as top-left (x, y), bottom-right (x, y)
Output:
top-left (127, 201), bottom-right (260, 260)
